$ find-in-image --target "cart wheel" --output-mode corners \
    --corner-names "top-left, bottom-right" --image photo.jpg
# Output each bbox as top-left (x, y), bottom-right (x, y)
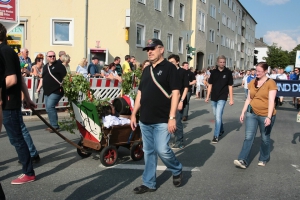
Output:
top-left (130, 141), bottom-right (144, 161)
top-left (77, 140), bottom-right (92, 158)
top-left (100, 145), bottom-right (118, 166)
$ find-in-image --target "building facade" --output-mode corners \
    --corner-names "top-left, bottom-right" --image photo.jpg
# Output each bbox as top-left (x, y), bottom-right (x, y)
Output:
top-left (203, 0), bottom-right (256, 71)
top-left (7, 0), bottom-right (255, 71)
top-left (255, 37), bottom-right (268, 63)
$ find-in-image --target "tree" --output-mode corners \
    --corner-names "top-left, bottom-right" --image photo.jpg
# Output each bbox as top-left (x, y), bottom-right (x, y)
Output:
top-left (264, 43), bottom-right (289, 68)
top-left (288, 44), bottom-right (300, 66)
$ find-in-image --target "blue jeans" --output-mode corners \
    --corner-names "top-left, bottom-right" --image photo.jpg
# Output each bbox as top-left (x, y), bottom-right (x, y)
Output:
top-left (183, 91), bottom-right (191, 117)
top-left (244, 88), bottom-right (248, 99)
top-left (3, 109), bottom-right (35, 176)
top-left (211, 100), bottom-right (226, 137)
top-left (139, 121), bottom-right (182, 189)
top-left (238, 112), bottom-right (276, 166)
top-left (173, 109), bottom-right (184, 147)
top-left (45, 93), bottom-right (63, 129)
top-left (19, 111), bottom-right (38, 157)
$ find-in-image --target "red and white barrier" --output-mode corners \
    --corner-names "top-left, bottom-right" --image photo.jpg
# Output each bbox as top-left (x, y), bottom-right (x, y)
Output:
top-left (22, 77), bottom-right (121, 114)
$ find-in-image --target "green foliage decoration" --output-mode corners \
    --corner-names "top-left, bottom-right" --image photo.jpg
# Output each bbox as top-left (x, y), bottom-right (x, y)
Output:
top-left (59, 74), bottom-right (110, 135)
top-left (121, 69), bottom-right (142, 99)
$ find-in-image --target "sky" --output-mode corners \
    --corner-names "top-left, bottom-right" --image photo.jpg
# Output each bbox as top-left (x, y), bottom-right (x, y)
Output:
top-left (239, 0), bottom-right (300, 52)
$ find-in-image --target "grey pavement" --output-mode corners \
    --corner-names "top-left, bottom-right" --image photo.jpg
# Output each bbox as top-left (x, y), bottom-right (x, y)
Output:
top-left (1, 87), bottom-right (300, 199)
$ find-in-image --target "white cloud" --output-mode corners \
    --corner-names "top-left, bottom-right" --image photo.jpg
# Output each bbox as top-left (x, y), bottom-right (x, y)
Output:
top-left (258, 0), bottom-right (290, 5)
top-left (263, 31), bottom-right (298, 51)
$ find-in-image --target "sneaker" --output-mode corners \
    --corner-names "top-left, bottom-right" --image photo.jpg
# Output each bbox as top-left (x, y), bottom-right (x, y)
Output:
top-left (173, 172), bottom-right (183, 187)
top-left (133, 185), bottom-right (156, 194)
top-left (234, 160), bottom-right (247, 169)
top-left (211, 137), bottom-right (218, 144)
top-left (32, 154), bottom-right (40, 163)
top-left (11, 174), bottom-right (36, 185)
top-left (219, 131), bottom-right (224, 137)
top-left (49, 128), bottom-right (60, 133)
top-left (258, 161), bottom-right (266, 167)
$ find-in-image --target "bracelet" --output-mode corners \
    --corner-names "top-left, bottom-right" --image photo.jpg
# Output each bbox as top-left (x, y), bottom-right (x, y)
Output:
top-left (267, 117), bottom-right (271, 120)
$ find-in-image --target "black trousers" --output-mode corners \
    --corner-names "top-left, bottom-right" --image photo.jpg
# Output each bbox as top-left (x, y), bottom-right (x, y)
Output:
top-left (0, 183), bottom-right (5, 200)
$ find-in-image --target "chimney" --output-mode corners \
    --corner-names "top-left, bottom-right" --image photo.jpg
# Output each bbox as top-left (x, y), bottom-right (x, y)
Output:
top-left (260, 37), bottom-right (263, 42)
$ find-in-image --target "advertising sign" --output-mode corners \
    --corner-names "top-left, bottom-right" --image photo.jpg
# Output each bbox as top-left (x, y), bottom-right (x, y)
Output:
top-left (0, 0), bottom-right (16, 21)
top-left (0, 0), bottom-right (19, 32)
top-left (7, 25), bottom-right (23, 53)
top-left (295, 51), bottom-right (300, 68)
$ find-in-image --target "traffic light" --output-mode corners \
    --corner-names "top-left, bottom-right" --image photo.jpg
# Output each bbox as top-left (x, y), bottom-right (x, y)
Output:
top-left (186, 44), bottom-right (196, 62)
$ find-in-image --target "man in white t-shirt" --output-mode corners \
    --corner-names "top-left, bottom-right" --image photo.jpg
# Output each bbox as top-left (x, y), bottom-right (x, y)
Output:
top-left (276, 67), bottom-right (287, 106)
top-left (241, 70), bottom-right (250, 99)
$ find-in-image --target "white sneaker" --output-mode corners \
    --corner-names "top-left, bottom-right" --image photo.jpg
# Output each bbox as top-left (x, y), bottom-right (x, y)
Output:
top-left (258, 161), bottom-right (266, 166)
top-left (234, 160), bottom-right (247, 169)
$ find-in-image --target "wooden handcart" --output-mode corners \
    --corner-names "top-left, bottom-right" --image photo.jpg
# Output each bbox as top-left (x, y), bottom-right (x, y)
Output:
top-left (72, 101), bottom-right (143, 167)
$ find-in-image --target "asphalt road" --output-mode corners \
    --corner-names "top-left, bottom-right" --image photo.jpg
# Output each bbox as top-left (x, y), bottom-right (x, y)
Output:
top-left (1, 87), bottom-right (300, 200)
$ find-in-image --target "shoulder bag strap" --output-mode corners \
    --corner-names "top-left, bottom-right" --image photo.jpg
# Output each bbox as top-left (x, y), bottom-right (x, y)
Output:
top-left (251, 78), bottom-right (269, 101)
top-left (150, 66), bottom-right (172, 99)
top-left (48, 64), bottom-right (63, 86)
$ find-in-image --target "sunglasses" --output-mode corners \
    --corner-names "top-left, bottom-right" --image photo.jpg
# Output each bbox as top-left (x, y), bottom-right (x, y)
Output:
top-left (47, 55), bottom-right (56, 58)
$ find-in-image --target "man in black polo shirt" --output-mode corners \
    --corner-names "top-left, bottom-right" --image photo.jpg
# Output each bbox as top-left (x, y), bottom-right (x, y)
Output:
top-left (0, 23), bottom-right (36, 184)
top-left (130, 39), bottom-right (183, 194)
top-left (168, 54), bottom-right (189, 149)
top-left (205, 55), bottom-right (234, 143)
top-left (182, 62), bottom-right (196, 121)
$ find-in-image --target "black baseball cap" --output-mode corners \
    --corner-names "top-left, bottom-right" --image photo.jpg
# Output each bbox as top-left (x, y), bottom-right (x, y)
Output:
top-left (143, 38), bottom-right (164, 51)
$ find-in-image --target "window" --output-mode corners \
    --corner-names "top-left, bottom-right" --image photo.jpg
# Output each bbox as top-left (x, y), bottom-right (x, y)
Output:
top-left (229, 0), bottom-right (232, 9)
top-left (138, 0), bottom-right (146, 4)
top-left (178, 37), bottom-right (183, 54)
top-left (153, 29), bottom-right (160, 39)
top-left (202, 0), bottom-right (206, 3)
top-left (167, 33), bottom-right (173, 52)
top-left (231, 21), bottom-right (235, 31)
top-left (217, 21), bottom-right (220, 31)
top-left (216, 44), bottom-right (219, 54)
top-left (179, 4), bottom-right (185, 21)
top-left (210, 4), bottom-right (216, 19)
top-left (221, 35), bottom-right (225, 46)
top-left (154, 0), bottom-right (161, 11)
top-left (168, 0), bottom-right (174, 17)
top-left (136, 24), bottom-right (145, 46)
top-left (209, 29), bottom-right (215, 43)
top-left (222, 13), bottom-right (226, 25)
top-left (208, 53), bottom-right (214, 66)
top-left (198, 10), bottom-right (206, 32)
top-left (51, 18), bottom-right (74, 45)
top-left (227, 17), bottom-right (231, 28)
top-left (232, 2), bottom-right (236, 12)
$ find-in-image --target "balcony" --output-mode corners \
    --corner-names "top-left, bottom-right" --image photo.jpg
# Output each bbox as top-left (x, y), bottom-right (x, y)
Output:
top-left (241, 36), bottom-right (245, 43)
top-left (242, 20), bottom-right (245, 27)
top-left (240, 52), bottom-right (244, 59)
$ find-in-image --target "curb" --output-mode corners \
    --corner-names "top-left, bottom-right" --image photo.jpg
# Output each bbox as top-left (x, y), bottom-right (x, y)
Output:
top-left (23, 112), bottom-right (70, 122)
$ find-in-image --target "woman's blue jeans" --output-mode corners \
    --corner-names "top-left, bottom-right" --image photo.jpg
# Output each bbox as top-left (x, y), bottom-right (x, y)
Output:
top-left (211, 100), bottom-right (226, 137)
top-left (3, 109), bottom-right (35, 176)
top-left (238, 112), bottom-right (276, 166)
top-left (44, 93), bottom-right (63, 129)
top-left (139, 121), bottom-right (182, 189)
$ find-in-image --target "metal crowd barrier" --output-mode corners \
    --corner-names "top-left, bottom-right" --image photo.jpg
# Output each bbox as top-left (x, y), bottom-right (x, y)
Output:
top-left (22, 76), bottom-right (121, 115)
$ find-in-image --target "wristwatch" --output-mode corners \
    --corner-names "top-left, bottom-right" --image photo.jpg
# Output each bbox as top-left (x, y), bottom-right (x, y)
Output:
top-left (169, 116), bottom-right (176, 120)
top-left (180, 99), bottom-right (184, 102)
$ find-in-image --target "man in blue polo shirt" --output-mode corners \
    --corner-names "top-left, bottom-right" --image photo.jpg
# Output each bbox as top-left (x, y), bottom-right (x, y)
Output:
top-left (205, 55), bottom-right (234, 144)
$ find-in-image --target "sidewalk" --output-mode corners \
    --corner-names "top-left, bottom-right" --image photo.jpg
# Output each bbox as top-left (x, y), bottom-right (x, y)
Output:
top-left (23, 110), bottom-right (70, 122)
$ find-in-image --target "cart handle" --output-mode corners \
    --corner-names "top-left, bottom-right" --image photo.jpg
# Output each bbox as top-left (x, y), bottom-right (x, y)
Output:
top-left (31, 108), bottom-right (87, 152)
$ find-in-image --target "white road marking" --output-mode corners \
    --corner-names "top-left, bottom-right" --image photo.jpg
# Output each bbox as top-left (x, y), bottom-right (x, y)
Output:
top-left (99, 164), bottom-right (200, 172)
top-left (291, 164), bottom-right (300, 173)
